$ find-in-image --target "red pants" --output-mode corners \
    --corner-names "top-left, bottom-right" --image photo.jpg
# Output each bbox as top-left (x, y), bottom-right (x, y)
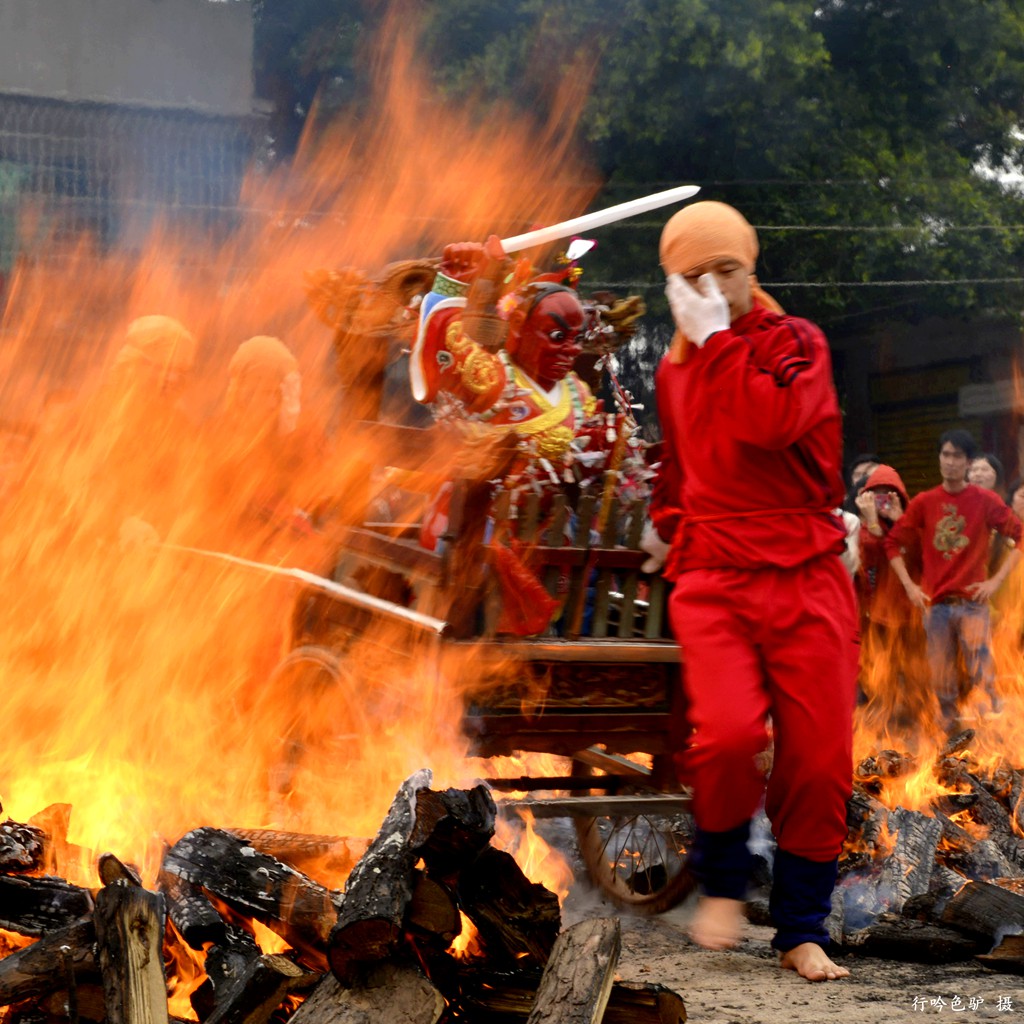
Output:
top-left (669, 554), bottom-right (858, 861)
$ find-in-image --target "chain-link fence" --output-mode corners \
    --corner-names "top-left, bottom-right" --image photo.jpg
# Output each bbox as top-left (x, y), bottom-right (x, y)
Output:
top-left (0, 93), bottom-right (265, 272)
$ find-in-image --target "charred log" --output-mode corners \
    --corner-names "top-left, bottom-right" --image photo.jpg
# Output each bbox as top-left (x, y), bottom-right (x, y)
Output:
top-left (162, 828), bottom-right (337, 971)
top-left (0, 876), bottom-right (94, 937)
top-left (157, 870), bottom-right (227, 951)
top-left (38, 981), bottom-right (107, 1024)
top-left (327, 770), bottom-right (429, 984)
top-left (843, 914), bottom-right (985, 963)
top-left (976, 934), bottom-right (1024, 974)
top-left (94, 880), bottom-right (169, 1024)
top-left (409, 786), bottom-right (496, 880)
top-left (0, 821), bottom-right (47, 875)
top-left (98, 853), bottom-right (142, 888)
top-left (456, 967), bottom-right (686, 1024)
top-left (203, 954), bottom-right (318, 1024)
top-left (961, 776), bottom-right (1024, 868)
top-left (405, 871), bottom-right (460, 950)
top-left (879, 809), bottom-right (942, 913)
top-left (940, 881), bottom-right (1024, 942)
top-left (457, 847), bottom-right (560, 966)
top-left (526, 917), bottom-right (619, 1024)
top-left (190, 921), bottom-right (262, 1021)
top-left (226, 830), bottom-right (369, 882)
top-left (288, 965), bottom-right (443, 1024)
top-left (0, 917), bottom-right (97, 1006)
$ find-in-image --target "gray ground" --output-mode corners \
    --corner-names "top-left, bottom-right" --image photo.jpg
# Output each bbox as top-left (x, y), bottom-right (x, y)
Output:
top-left (561, 885), bottom-right (1024, 1023)
top-left (532, 808), bottom-right (1024, 1024)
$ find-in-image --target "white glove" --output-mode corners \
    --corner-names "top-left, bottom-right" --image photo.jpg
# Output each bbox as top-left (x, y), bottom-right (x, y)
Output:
top-left (665, 272), bottom-right (730, 347)
top-left (640, 520), bottom-right (671, 574)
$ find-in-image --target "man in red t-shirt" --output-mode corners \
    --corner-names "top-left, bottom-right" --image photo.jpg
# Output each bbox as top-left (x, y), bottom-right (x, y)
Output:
top-left (885, 429), bottom-right (1021, 729)
top-left (647, 201), bottom-right (858, 982)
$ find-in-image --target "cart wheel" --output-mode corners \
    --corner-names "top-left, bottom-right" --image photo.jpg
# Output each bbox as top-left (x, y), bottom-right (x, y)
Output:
top-left (262, 645), bottom-right (365, 799)
top-left (571, 753), bottom-right (696, 914)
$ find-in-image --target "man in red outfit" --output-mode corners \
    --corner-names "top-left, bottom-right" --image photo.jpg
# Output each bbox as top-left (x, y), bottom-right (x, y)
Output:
top-left (884, 429), bottom-right (1021, 729)
top-left (647, 201), bottom-right (858, 981)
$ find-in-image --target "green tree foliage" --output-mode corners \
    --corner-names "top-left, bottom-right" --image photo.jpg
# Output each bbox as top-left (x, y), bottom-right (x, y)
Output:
top-left (418, 0), bottom-right (1024, 332)
top-left (255, 1), bottom-right (1024, 334)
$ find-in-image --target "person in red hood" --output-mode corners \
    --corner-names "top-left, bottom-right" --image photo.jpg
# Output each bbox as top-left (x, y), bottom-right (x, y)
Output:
top-left (646, 201), bottom-right (857, 982)
top-left (855, 464), bottom-right (912, 625)
top-left (854, 464), bottom-right (930, 731)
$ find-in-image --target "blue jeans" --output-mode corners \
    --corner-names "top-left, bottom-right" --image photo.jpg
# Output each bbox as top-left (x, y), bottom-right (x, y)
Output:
top-left (924, 600), bottom-right (998, 725)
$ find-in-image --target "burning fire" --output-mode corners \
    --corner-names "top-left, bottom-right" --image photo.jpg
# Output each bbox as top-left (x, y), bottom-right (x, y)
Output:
top-left (0, 9), bottom-right (594, 889)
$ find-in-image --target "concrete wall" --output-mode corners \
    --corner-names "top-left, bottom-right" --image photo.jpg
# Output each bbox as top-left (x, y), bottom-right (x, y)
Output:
top-left (0, 0), bottom-right (254, 116)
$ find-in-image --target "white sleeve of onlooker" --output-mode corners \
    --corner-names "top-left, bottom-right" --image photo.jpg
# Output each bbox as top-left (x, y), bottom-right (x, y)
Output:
top-left (838, 509), bottom-right (861, 577)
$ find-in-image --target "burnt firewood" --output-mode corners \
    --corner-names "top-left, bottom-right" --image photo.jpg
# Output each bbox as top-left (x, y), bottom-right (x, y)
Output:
top-left (932, 793), bottom-right (978, 817)
top-left (157, 869), bottom-right (227, 950)
top-left (845, 790), bottom-right (890, 852)
top-left (949, 838), bottom-right (1016, 884)
top-left (879, 809), bottom-right (942, 913)
top-left (190, 921), bottom-right (262, 1020)
top-left (0, 821), bottom-right (47, 875)
top-left (162, 827), bottom-right (337, 971)
top-left (1009, 772), bottom-right (1024, 836)
top-left (405, 870), bottom-right (460, 949)
top-left (98, 853), bottom-right (142, 887)
top-left (526, 917), bottom-right (620, 1024)
top-left (457, 847), bottom-right (560, 966)
top-left (38, 982), bottom-right (107, 1023)
top-left (0, 916), bottom-right (97, 1006)
top-left (288, 965), bottom-right (443, 1024)
top-left (826, 887), bottom-right (845, 945)
top-left (929, 866), bottom-right (970, 904)
top-left (203, 954), bottom-right (319, 1024)
top-left (931, 808), bottom-right (975, 853)
top-left (941, 729), bottom-right (976, 758)
top-left (855, 749), bottom-right (916, 782)
top-left (960, 777), bottom-right (1024, 868)
top-left (94, 880), bottom-right (169, 1024)
top-left (226, 830), bottom-right (370, 882)
top-left (408, 785), bottom-right (496, 879)
top-left (327, 769), bottom-right (430, 985)
top-left (977, 933), bottom-right (1024, 974)
top-left (843, 913), bottom-right (985, 962)
top-left (457, 967), bottom-right (686, 1024)
top-left (983, 761), bottom-right (1016, 802)
top-left (0, 875), bottom-right (94, 936)
top-left (940, 881), bottom-right (1024, 942)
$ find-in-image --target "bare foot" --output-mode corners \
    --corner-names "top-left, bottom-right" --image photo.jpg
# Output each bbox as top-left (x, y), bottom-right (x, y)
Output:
top-left (779, 942), bottom-right (850, 981)
top-left (688, 896), bottom-right (745, 950)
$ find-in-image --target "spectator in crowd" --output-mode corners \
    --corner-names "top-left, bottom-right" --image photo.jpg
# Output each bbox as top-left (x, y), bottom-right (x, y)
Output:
top-left (1008, 477), bottom-right (1024, 522)
top-left (968, 452), bottom-right (1005, 499)
top-left (203, 335), bottom-right (327, 564)
top-left (885, 429), bottom-right (1022, 729)
top-left (842, 453), bottom-right (880, 513)
top-left (854, 464), bottom-right (929, 731)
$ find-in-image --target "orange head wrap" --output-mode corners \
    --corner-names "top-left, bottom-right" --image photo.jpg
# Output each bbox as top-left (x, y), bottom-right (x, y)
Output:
top-left (111, 315), bottom-right (197, 379)
top-left (228, 335), bottom-right (298, 384)
top-left (659, 201), bottom-right (782, 363)
top-left (226, 336), bottom-right (301, 434)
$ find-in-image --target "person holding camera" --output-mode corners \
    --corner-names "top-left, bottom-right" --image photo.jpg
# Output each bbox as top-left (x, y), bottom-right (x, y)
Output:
top-left (854, 465), bottom-right (931, 729)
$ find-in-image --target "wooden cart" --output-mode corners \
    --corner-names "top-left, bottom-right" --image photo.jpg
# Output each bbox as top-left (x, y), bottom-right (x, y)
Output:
top-left (270, 421), bottom-right (694, 913)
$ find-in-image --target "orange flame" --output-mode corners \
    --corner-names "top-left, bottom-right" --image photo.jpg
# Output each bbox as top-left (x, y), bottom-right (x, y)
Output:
top-left (0, 7), bottom-right (598, 884)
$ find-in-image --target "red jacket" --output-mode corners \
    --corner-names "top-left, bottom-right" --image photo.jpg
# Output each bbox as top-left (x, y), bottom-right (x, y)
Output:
top-left (856, 464), bottom-right (916, 627)
top-left (884, 483), bottom-right (1022, 602)
top-left (650, 303), bottom-right (847, 575)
